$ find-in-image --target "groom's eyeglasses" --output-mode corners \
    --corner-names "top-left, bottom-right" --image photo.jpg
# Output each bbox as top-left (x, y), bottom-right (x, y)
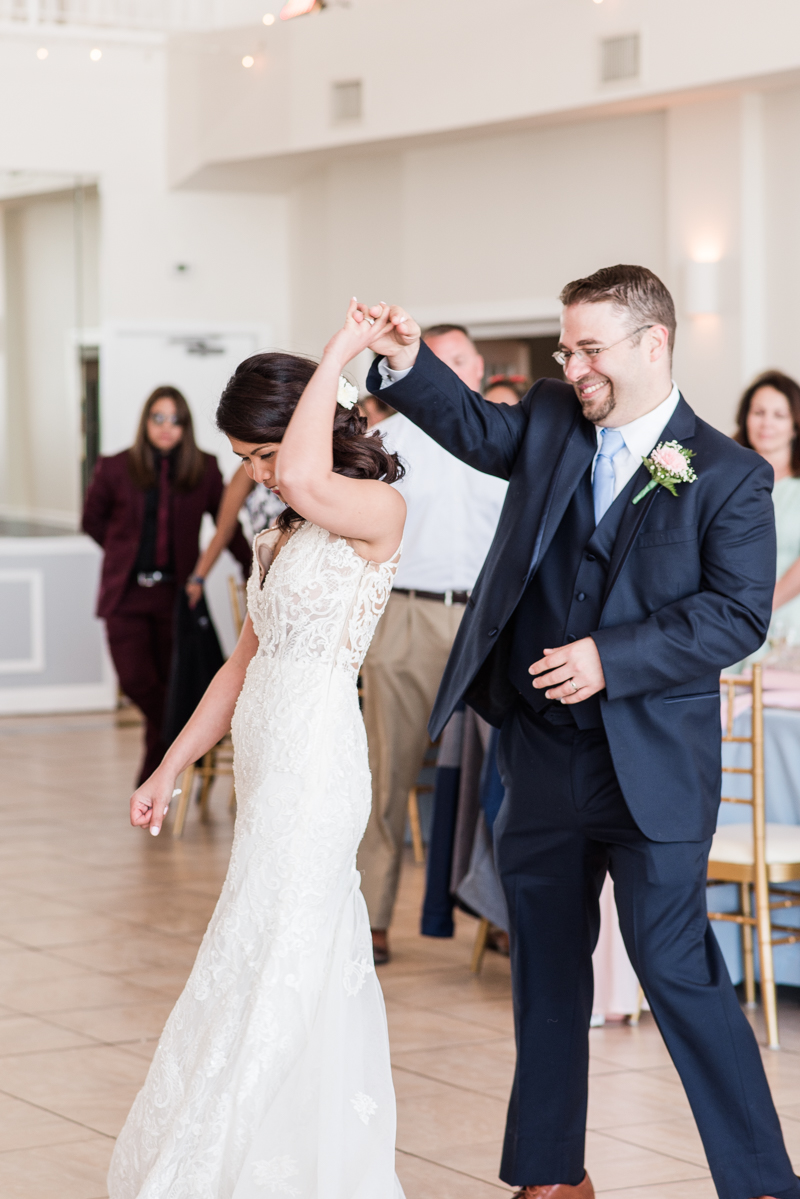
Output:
top-left (552, 325), bottom-right (654, 368)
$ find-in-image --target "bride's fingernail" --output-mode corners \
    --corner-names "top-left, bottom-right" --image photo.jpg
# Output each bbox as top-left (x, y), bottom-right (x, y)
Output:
top-left (150, 826), bottom-right (160, 836)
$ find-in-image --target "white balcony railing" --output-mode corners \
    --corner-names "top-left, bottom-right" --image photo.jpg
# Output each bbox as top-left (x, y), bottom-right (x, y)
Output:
top-left (0, 0), bottom-right (268, 30)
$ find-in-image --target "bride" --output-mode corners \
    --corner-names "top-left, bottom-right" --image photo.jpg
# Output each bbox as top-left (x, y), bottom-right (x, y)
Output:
top-left (108, 301), bottom-right (407, 1199)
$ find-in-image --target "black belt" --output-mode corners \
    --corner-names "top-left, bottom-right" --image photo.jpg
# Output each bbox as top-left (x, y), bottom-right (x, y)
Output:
top-left (136, 570), bottom-right (174, 588)
top-left (392, 587), bottom-right (469, 606)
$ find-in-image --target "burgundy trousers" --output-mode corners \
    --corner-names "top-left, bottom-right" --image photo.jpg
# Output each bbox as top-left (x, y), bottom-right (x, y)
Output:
top-left (106, 582), bottom-right (176, 786)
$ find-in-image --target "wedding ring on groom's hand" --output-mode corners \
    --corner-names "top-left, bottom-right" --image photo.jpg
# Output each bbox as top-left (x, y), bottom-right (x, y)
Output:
top-left (569, 679), bottom-right (579, 692)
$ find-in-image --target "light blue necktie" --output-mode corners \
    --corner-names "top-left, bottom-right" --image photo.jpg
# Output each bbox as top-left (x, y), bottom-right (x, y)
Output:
top-left (593, 428), bottom-right (625, 524)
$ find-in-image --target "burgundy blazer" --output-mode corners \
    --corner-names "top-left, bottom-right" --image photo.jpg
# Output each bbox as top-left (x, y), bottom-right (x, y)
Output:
top-left (82, 449), bottom-right (252, 619)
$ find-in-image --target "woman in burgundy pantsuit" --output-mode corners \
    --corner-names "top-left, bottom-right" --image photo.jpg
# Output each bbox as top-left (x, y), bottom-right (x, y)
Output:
top-left (82, 386), bottom-right (250, 784)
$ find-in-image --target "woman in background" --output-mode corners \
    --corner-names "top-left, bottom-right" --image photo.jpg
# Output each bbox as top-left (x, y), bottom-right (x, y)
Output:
top-left (82, 386), bottom-right (250, 784)
top-left (734, 370), bottom-right (800, 655)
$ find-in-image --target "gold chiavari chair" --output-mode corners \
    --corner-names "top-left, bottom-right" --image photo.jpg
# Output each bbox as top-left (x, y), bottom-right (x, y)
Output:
top-left (708, 664), bottom-right (800, 1049)
top-left (172, 740), bottom-right (235, 836)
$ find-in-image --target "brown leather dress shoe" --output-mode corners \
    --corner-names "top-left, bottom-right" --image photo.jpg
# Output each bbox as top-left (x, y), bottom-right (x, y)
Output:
top-left (371, 929), bottom-right (390, 966)
top-left (512, 1172), bottom-right (594, 1199)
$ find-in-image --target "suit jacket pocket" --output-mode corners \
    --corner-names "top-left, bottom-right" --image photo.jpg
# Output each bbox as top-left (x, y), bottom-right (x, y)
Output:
top-left (663, 691), bottom-right (720, 704)
top-left (636, 527), bottom-right (698, 550)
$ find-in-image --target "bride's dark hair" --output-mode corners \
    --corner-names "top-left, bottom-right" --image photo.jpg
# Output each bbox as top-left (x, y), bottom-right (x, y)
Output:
top-left (216, 351), bottom-right (404, 533)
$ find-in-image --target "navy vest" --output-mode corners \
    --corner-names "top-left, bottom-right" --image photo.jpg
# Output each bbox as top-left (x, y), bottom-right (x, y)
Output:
top-left (508, 465), bottom-right (637, 730)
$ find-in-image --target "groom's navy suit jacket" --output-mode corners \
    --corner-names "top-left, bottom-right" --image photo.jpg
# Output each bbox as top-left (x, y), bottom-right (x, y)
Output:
top-left (368, 343), bottom-right (776, 844)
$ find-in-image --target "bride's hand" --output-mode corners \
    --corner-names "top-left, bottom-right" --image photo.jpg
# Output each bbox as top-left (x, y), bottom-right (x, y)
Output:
top-left (131, 770), bottom-right (176, 837)
top-left (362, 304), bottom-right (421, 371)
top-left (323, 299), bottom-right (392, 369)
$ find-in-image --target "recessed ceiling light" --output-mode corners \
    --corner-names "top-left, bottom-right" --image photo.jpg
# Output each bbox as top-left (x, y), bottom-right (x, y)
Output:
top-left (89, 48), bottom-right (102, 61)
top-left (262, 12), bottom-right (276, 24)
top-left (36, 47), bottom-right (48, 60)
top-left (242, 55), bottom-right (255, 68)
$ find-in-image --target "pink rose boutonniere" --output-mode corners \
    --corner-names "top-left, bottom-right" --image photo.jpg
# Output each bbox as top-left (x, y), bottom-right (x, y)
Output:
top-left (632, 440), bottom-right (697, 505)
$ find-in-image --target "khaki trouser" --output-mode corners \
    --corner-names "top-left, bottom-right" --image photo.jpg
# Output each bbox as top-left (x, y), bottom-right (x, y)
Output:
top-left (357, 592), bottom-right (464, 930)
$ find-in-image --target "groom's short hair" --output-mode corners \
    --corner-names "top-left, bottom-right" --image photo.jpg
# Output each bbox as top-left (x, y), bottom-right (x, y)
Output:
top-left (559, 264), bottom-right (676, 355)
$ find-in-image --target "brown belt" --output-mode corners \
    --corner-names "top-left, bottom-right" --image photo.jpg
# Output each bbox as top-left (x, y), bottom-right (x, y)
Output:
top-left (392, 587), bottom-right (469, 606)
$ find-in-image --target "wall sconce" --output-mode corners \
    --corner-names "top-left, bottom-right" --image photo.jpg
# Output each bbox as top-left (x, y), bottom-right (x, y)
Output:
top-left (684, 259), bottom-right (721, 316)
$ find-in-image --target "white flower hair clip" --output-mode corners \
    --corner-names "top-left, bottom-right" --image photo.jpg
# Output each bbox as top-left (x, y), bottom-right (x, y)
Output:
top-left (337, 377), bottom-right (359, 410)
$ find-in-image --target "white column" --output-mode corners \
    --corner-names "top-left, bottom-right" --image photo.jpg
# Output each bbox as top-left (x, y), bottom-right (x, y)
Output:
top-left (739, 92), bottom-right (767, 386)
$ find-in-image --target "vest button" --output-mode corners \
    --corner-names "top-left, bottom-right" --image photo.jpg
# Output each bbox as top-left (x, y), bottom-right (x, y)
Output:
top-left (488, 627), bottom-right (499, 637)
top-left (567, 634), bottom-right (577, 642)
top-left (577, 592), bottom-right (586, 602)
top-left (586, 553), bottom-right (596, 562)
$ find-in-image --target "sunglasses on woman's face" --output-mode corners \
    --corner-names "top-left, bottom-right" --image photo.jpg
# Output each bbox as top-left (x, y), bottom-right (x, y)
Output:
top-left (148, 412), bottom-right (183, 426)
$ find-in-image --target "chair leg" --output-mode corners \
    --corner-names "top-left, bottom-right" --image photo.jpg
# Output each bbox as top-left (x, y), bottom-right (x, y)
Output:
top-left (628, 984), bottom-right (645, 1026)
top-left (740, 883), bottom-right (757, 1008)
top-left (471, 917), bottom-right (491, 974)
top-left (754, 879), bottom-right (780, 1049)
top-left (199, 749), bottom-right (215, 823)
top-left (172, 763), bottom-right (195, 838)
top-left (407, 786), bottom-right (425, 866)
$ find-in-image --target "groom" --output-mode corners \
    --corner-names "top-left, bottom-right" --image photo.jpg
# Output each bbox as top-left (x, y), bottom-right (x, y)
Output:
top-left (363, 266), bottom-right (799, 1199)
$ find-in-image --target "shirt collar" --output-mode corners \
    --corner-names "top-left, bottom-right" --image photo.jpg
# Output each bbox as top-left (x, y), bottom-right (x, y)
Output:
top-left (595, 382), bottom-right (681, 458)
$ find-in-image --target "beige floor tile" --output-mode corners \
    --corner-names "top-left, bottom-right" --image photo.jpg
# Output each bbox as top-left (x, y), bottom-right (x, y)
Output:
top-left (601, 1116), bottom-right (709, 1169)
top-left (0, 1134), bottom-right (113, 1199)
top-left (393, 1036), bottom-right (516, 1100)
top-left (586, 1069), bottom-right (693, 1130)
top-left (396, 1149), bottom-right (512, 1196)
top-left (0, 1091), bottom-right (101, 1153)
top-left (595, 1180), bottom-right (718, 1199)
top-left (49, 931), bottom-right (198, 974)
top-left (396, 1072), bottom-right (508, 1158)
top-left (0, 1012), bottom-right (95, 1056)
top-left (584, 1129), bottom-right (710, 1190)
top-left (0, 970), bottom-right (164, 1015)
top-left (0, 914), bottom-right (135, 949)
top-left (0, 1044), bottom-right (149, 1136)
top-left (387, 1001), bottom-right (505, 1055)
top-left (47, 1000), bottom-right (174, 1045)
top-left (0, 948), bottom-right (90, 987)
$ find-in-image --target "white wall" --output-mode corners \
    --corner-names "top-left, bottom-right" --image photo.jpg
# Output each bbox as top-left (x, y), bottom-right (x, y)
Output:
top-left (0, 27), bottom-right (289, 524)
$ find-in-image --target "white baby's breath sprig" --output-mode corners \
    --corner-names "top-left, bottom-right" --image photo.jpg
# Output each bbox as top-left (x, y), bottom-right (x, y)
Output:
top-left (337, 377), bottom-right (359, 410)
top-left (632, 440), bottom-right (697, 505)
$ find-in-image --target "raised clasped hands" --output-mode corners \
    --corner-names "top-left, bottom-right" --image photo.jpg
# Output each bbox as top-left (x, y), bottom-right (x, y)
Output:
top-left (529, 636), bottom-right (606, 705)
top-left (323, 298), bottom-right (393, 369)
top-left (350, 302), bottom-right (422, 371)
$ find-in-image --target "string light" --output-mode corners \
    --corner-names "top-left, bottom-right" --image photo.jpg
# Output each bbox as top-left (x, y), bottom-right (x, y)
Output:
top-left (242, 55), bottom-right (255, 68)
top-left (89, 48), bottom-right (102, 61)
top-left (262, 13), bottom-right (276, 24)
top-left (36, 47), bottom-right (48, 60)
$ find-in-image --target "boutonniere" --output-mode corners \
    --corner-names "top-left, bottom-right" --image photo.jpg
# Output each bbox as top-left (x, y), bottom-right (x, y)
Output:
top-left (632, 440), bottom-right (697, 505)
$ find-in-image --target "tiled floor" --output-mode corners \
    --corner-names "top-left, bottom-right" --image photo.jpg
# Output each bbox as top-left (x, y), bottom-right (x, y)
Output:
top-left (1, 712), bottom-right (799, 1198)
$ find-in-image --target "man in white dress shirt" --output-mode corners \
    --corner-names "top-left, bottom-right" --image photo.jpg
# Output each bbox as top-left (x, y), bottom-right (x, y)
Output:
top-left (357, 325), bottom-right (509, 963)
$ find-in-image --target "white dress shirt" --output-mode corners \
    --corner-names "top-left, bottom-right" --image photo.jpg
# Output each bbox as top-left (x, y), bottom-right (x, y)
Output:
top-left (374, 412), bottom-right (507, 592)
top-left (591, 383), bottom-right (680, 498)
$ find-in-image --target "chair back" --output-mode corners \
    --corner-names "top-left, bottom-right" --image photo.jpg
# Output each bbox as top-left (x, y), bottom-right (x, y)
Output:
top-left (718, 664), bottom-right (766, 877)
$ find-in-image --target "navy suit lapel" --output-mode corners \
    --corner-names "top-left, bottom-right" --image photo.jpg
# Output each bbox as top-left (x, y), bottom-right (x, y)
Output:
top-left (527, 413), bottom-right (597, 581)
top-left (603, 396), bottom-right (696, 604)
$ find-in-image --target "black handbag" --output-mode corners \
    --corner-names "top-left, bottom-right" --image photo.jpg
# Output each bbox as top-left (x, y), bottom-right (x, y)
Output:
top-left (162, 591), bottom-right (225, 744)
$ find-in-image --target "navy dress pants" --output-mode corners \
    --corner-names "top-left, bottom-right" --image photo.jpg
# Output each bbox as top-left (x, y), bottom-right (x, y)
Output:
top-left (494, 701), bottom-right (799, 1199)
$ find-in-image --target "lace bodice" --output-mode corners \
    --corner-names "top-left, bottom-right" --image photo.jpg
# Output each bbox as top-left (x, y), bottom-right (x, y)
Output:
top-left (247, 520), bottom-right (400, 680)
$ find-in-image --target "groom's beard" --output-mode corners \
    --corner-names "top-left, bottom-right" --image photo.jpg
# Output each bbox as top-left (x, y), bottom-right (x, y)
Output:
top-left (574, 372), bottom-right (616, 424)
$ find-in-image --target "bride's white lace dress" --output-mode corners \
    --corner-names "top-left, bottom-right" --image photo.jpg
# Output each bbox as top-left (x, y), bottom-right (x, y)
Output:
top-left (109, 520), bottom-right (405, 1199)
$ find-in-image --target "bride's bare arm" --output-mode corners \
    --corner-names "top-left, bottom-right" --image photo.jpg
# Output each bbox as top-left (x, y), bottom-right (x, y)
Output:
top-left (130, 615), bottom-right (259, 836)
top-left (276, 300), bottom-right (406, 563)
